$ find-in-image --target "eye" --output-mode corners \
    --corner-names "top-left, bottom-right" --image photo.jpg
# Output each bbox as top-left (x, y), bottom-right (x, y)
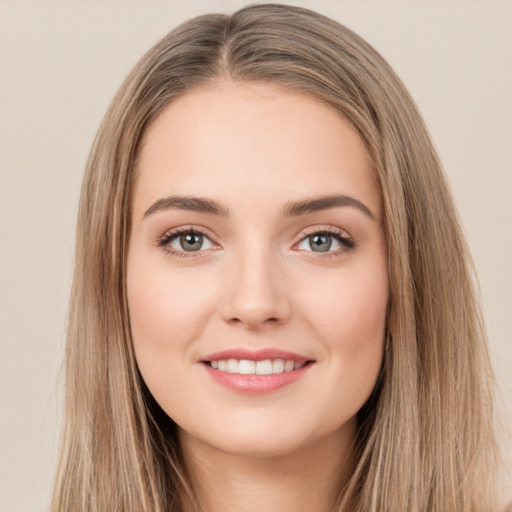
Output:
top-left (296, 229), bottom-right (355, 254)
top-left (158, 228), bottom-right (215, 254)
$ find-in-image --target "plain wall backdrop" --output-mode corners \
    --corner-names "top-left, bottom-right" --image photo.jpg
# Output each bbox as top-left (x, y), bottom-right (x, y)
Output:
top-left (1, 1), bottom-right (511, 510)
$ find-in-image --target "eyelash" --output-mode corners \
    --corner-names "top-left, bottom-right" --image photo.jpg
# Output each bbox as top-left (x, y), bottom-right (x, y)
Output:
top-left (157, 226), bottom-right (356, 259)
top-left (297, 227), bottom-right (356, 259)
top-left (157, 227), bottom-right (213, 258)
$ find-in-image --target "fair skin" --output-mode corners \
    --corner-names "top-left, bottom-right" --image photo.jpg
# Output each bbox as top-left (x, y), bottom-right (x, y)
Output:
top-left (127, 82), bottom-right (388, 512)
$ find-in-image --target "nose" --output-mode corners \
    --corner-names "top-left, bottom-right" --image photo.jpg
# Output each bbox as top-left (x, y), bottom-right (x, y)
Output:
top-left (219, 246), bottom-right (292, 330)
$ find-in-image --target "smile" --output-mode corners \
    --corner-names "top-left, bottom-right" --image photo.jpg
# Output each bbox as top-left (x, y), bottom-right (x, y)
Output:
top-left (200, 349), bottom-right (315, 393)
top-left (207, 359), bottom-right (307, 374)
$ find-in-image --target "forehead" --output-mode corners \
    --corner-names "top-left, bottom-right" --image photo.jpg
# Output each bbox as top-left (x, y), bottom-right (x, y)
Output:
top-left (133, 82), bottom-right (380, 218)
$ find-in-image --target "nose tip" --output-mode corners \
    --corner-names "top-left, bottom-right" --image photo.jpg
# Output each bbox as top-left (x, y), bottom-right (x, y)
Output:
top-left (219, 258), bottom-right (291, 330)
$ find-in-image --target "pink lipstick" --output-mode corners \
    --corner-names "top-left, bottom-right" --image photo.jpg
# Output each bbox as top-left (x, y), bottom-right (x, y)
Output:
top-left (200, 348), bottom-right (315, 394)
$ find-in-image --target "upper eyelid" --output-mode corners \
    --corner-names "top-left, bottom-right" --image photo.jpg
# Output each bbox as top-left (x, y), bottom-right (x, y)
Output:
top-left (294, 225), bottom-right (352, 241)
top-left (159, 224), bottom-right (351, 239)
top-left (159, 225), bottom-right (216, 241)
top-left (294, 228), bottom-right (353, 248)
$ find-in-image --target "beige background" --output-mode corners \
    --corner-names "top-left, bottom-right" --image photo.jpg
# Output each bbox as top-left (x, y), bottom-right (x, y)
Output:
top-left (0, 1), bottom-right (511, 510)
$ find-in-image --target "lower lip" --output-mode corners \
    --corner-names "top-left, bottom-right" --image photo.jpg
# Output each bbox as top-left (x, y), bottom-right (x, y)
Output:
top-left (202, 362), bottom-right (313, 394)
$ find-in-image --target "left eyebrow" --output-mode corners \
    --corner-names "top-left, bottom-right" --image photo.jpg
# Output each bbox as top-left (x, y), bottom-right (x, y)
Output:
top-left (283, 194), bottom-right (376, 220)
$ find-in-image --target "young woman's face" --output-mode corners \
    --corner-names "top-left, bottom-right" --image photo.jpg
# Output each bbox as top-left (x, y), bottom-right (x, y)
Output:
top-left (127, 82), bottom-right (388, 457)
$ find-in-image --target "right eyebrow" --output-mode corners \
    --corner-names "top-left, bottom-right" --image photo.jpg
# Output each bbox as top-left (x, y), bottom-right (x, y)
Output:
top-left (143, 195), bottom-right (230, 219)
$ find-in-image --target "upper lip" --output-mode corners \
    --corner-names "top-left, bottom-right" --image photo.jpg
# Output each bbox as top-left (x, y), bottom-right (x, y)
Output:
top-left (201, 348), bottom-right (313, 363)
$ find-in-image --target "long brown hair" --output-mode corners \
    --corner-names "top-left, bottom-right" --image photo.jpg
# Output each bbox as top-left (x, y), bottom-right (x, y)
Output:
top-left (52, 4), bottom-right (499, 511)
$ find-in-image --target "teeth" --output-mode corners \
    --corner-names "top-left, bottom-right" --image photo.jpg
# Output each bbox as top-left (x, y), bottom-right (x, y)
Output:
top-left (256, 359), bottom-right (273, 375)
top-left (208, 358), bottom-right (308, 375)
top-left (285, 360), bottom-right (295, 372)
top-left (272, 359), bottom-right (285, 373)
top-left (239, 360), bottom-right (256, 374)
top-left (226, 359), bottom-right (238, 373)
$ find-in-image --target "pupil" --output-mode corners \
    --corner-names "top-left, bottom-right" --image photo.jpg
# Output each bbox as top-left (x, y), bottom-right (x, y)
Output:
top-left (310, 234), bottom-right (331, 252)
top-left (181, 233), bottom-right (202, 251)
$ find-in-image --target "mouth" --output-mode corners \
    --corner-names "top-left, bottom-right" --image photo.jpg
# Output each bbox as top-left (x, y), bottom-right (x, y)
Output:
top-left (200, 348), bottom-right (315, 393)
top-left (203, 358), bottom-right (313, 375)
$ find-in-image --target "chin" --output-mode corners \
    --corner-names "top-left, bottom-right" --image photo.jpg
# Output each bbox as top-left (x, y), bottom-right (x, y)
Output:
top-left (179, 410), bottom-right (355, 461)
top-left (178, 420), bottom-right (314, 459)
top-left (211, 437), bottom-right (306, 459)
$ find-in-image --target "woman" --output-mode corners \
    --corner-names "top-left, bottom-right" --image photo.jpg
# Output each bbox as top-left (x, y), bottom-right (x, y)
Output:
top-left (51, 4), bottom-right (501, 511)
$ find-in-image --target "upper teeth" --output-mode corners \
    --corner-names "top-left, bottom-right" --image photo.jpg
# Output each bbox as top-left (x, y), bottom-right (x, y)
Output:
top-left (210, 359), bottom-right (306, 375)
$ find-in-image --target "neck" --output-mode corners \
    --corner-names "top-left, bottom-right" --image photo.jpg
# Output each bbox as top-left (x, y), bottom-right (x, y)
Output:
top-left (178, 422), bottom-right (356, 512)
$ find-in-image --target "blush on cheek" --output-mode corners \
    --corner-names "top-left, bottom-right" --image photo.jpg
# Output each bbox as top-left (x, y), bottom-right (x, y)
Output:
top-left (304, 268), bottom-right (388, 404)
top-left (127, 263), bottom-right (219, 357)
top-left (315, 285), bottom-right (386, 340)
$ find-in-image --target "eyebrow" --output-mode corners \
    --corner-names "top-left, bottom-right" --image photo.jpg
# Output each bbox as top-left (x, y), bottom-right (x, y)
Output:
top-left (283, 194), bottom-right (376, 220)
top-left (144, 196), bottom-right (229, 218)
top-left (143, 194), bottom-right (376, 220)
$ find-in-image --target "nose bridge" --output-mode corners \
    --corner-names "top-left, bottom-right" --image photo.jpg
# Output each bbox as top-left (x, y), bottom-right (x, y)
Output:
top-left (220, 235), bottom-right (290, 329)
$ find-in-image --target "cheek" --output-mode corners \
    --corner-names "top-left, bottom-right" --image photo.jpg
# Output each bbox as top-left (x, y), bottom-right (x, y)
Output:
top-left (305, 265), bottom-right (388, 343)
top-left (126, 254), bottom-right (221, 413)
top-left (126, 253), bottom-right (216, 362)
top-left (300, 262), bottom-right (388, 396)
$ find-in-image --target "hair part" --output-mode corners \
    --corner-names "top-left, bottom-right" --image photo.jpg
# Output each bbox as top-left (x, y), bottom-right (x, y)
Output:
top-left (52, 4), bottom-right (498, 511)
